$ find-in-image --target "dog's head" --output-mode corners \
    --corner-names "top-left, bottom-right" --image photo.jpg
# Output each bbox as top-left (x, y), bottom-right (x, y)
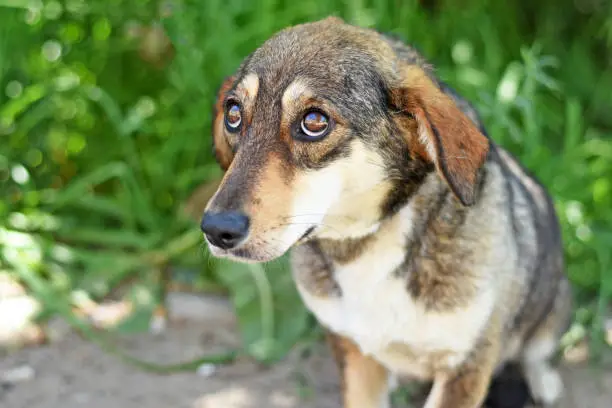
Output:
top-left (201, 17), bottom-right (489, 262)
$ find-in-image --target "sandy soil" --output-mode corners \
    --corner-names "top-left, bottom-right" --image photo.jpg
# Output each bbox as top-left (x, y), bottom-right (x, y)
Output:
top-left (0, 293), bottom-right (610, 408)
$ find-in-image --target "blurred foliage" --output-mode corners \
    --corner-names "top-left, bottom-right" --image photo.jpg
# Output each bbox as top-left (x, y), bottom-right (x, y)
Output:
top-left (0, 0), bottom-right (611, 365)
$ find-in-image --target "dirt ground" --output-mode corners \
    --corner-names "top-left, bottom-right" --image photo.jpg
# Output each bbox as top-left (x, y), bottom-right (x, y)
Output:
top-left (1, 292), bottom-right (611, 408)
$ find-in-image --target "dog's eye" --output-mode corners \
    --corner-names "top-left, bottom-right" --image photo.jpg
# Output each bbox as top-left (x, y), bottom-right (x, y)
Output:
top-left (300, 111), bottom-right (329, 139)
top-left (225, 102), bottom-right (242, 132)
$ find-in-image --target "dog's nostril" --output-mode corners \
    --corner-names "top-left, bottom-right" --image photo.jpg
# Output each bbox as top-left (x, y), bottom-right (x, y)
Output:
top-left (219, 232), bottom-right (236, 243)
top-left (200, 211), bottom-right (250, 250)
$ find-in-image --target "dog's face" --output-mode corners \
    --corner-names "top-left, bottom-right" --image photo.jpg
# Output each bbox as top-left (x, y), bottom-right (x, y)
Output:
top-left (202, 17), bottom-right (489, 263)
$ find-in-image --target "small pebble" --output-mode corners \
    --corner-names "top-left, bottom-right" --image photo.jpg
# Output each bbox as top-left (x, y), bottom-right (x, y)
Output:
top-left (1, 365), bottom-right (35, 384)
top-left (564, 340), bottom-right (590, 364)
top-left (196, 363), bottom-right (217, 378)
top-left (71, 392), bottom-right (91, 403)
top-left (149, 313), bottom-right (167, 335)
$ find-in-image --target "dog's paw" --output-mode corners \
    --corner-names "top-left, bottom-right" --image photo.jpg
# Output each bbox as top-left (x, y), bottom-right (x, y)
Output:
top-left (525, 366), bottom-right (563, 407)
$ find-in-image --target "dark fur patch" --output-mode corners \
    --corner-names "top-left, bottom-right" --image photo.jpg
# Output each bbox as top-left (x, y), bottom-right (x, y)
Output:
top-left (400, 184), bottom-right (476, 310)
top-left (379, 146), bottom-right (434, 219)
top-left (318, 234), bottom-right (376, 265)
top-left (291, 241), bottom-right (341, 297)
top-left (488, 144), bottom-right (567, 342)
top-left (326, 331), bottom-right (348, 394)
top-left (484, 362), bottom-right (532, 408)
top-left (298, 133), bottom-right (353, 170)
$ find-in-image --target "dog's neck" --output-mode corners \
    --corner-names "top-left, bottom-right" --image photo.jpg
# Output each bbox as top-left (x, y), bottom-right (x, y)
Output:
top-left (308, 172), bottom-right (448, 265)
top-left (308, 161), bottom-right (486, 264)
top-left (305, 161), bottom-right (489, 268)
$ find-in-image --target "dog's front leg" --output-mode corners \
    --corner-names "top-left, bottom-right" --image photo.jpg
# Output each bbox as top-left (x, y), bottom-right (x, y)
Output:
top-left (424, 329), bottom-right (501, 408)
top-left (327, 332), bottom-right (391, 408)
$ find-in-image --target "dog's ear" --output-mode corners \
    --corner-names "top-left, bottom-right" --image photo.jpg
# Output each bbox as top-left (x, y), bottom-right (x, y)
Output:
top-left (390, 66), bottom-right (489, 206)
top-left (212, 76), bottom-right (236, 171)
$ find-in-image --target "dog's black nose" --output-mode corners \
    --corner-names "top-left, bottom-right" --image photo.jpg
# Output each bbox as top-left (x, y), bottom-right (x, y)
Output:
top-left (201, 211), bottom-right (250, 250)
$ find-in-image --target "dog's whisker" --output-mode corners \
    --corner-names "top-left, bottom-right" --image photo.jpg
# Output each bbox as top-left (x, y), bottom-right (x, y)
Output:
top-left (261, 221), bottom-right (344, 236)
top-left (280, 213), bottom-right (360, 223)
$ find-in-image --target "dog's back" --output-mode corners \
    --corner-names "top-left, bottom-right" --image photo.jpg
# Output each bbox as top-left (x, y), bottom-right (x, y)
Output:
top-left (385, 32), bottom-right (572, 405)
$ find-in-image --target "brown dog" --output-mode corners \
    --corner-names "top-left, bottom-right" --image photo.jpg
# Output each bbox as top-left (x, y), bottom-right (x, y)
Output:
top-left (201, 17), bottom-right (572, 408)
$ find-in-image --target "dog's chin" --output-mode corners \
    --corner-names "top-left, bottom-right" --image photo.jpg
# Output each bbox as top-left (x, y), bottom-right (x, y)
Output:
top-left (207, 243), bottom-right (288, 264)
top-left (206, 226), bottom-right (317, 264)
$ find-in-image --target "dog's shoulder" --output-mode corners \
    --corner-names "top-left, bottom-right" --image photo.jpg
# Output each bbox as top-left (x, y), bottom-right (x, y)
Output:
top-left (293, 194), bottom-right (498, 377)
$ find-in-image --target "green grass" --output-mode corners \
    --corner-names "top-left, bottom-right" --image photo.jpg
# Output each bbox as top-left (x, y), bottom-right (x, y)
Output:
top-left (1, 0), bottom-right (611, 367)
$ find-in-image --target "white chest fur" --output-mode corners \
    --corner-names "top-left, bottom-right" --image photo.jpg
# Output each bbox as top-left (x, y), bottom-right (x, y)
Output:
top-left (295, 207), bottom-right (495, 378)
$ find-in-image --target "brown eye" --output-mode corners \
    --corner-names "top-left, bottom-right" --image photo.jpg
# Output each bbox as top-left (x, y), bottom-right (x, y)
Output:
top-left (300, 111), bottom-right (329, 138)
top-left (225, 102), bottom-right (242, 132)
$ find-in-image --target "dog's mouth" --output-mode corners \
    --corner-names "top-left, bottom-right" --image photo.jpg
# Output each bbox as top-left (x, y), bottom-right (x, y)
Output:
top-left (294, 226), bottom-right (317, 245)
top-left (207, 225), bottom-right (318, 263)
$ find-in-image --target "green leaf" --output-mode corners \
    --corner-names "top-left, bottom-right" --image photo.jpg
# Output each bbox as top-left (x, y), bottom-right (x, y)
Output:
top-left (214, 255), bottom-right (310, 362)
top-left (53, 227), bottom-right (159, 250)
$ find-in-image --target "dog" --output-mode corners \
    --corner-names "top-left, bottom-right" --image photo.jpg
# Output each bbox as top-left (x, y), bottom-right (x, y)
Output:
top-left (200, 17), bottom-right (572, 408)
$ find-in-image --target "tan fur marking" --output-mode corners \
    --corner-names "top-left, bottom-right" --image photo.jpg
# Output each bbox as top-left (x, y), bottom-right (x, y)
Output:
top-left (234, 73), bottom-right (259, 128)
top-left (212, 76), bottom-right (236, 170)
top-left (395, 114), bottom-right (432, 162)
top-left (427, 315), bottom-right (501, 408)
top-left (315, 141), bottom-right (391, 239)
top-left (391, 66), bottom-right (489, 206)
top-left (281, 79), bottom-right (312, 111)
top-left (327, 333), bottom-right (391, 408)
top-left (244, 153), bottom-right (293, 240)
top-left (238, 73), bottom-right (259, 102)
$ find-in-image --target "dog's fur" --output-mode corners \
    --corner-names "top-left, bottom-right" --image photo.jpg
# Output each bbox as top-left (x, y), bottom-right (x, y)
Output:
top-left (204, 17), bottom-right (572, 408)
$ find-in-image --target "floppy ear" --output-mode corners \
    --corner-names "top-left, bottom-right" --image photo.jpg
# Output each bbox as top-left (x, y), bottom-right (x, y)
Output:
top-left (391, 66), bottom-right (490, 206)
top-left (212, 76), bottom-right (236, 171)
